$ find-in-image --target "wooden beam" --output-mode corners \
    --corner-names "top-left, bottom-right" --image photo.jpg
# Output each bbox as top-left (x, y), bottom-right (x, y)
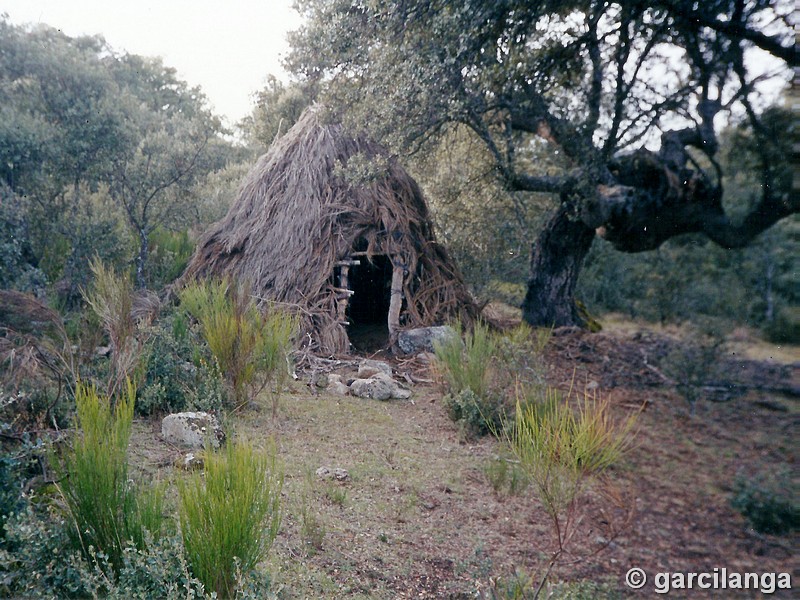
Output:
top-left (387, 265), bottom-right (404, 336)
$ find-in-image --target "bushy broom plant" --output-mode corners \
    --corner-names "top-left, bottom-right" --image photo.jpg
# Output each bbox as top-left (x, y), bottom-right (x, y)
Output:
top-left (56, 380), bottom-right (164, 574)
top-left (179, 278), bottom-right (296, 411)
top-left (505, 385), bottom-right (638, 598)
top-left (178, 439), bottom-right (282, 598)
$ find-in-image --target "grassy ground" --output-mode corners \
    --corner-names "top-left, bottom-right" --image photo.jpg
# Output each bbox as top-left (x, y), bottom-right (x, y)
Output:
top-left (127, 321), bottom-right (798, 598)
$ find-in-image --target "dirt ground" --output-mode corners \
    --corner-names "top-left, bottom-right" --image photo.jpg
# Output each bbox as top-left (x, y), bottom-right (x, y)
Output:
top-left (129, 321), bottom-right (798, 598)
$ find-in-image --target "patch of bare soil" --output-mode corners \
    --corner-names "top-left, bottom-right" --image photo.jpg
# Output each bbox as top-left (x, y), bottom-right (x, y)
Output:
top-left (129, 326), bottom-right (798, 598)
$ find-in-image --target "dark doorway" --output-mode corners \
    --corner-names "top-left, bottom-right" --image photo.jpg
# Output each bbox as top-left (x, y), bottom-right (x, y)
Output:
top-left (346, 255), bottom-right (392, 351)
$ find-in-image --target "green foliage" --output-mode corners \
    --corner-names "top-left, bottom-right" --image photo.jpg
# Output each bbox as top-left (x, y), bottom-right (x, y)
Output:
top-left (180, 279), bottom-right (297, 410)
top-left (56, 381), bottom-right (164, 573)
top-left (763, 306), bottom-right (800, 345)
top-left (1, 508), bottom-right (222, 599)
top-left (484, 454), bottom-right (528, 497)
top-left (434, 321), bottom-right (496, 399)
top-left (179, 439), bottom-right (282, 598)
top-left (83, 258), bottom-right (148, 395)
top-left (731, 473), bottom-right (799, 536)
top-left (506, 387), bottom-right (637, 544)
top-left (146, 228), bottom-right (195, 289)
top-left (137, 311), bottom-right (228, 416)
top-left (435, 322), bottom-right (549, 436)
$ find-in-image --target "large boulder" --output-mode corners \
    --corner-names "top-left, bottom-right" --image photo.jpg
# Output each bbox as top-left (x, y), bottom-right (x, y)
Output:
top-left (396, 326), bottom-right (459, 355)
top-left (161, 412), bottom-right (225, 449)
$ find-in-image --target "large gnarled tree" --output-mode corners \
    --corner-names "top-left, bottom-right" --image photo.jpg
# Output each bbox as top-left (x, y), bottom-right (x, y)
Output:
top-left (288, 0), bottom-right (797, 326)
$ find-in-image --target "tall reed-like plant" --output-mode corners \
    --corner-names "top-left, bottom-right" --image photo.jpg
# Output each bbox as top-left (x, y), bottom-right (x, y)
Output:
top-left (180, 278), bottom-right (296, 410)
top-left (433, 320), bottom-right (496, 399)
top-left (82, 258), bottom-right (148, 396)
top-left (178, 439), bottom-right (282, 598)
top-left (57, 381), bottom-right (164, 574)
top-left (505, 386), bottom-right (638, 598)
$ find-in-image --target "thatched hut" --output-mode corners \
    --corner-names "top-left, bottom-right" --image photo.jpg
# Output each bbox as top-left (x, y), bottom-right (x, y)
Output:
top-left (180, 105), bottom-right (476, 355)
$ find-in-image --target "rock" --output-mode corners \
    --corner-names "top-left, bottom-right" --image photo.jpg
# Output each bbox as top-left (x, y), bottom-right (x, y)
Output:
top-left (350, 374), bottom-right (412, 400)
top-left (316, 466), bottom-right (349, 481)
top-left (161, 412), bottom-right (225, 449)
top-left (311, 372), bottom-right (329, 388)
top-left (327, 381), bottom-right (350, 396)
top-left (176, 452), bottom-right (204, 470)
top-left (350, 377), bottom-right (394, 401)
top-left (416, 352), bottom-right (437, 363)
top-left (357, 360), bottom-right (393, 378)
top-left (328, 373), bottom-right (343, 384)
top-left (396, 326), bottom-right (459, 355)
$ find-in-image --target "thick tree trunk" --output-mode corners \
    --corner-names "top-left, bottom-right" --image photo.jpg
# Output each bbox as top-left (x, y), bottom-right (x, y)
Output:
top-left (522, 203), bottom-right (596, 328)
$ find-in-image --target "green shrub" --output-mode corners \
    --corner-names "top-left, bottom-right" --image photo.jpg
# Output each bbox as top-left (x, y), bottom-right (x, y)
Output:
top-left (180, 278), bottom-right (297, 410)
top-left (55, 381), bottom-right (164, 573)
top-left (137, 312), bottom-right (228, 415)
top-left (434, 321), bottom-right (496, 399)
top-left (732, 474), bottom-right (799, 535)
top-left (444, 389), bottom-right (505, 437)
top-left (435, 322), bottom-right (549, 436)
top-left (146, 227), bottom-right (195, 289)
top-left (1, 509), bottom-right (219, 599)
top-left (179, 439), bottom-right (282, 597)
top-left (763, 306), bottom-right (800, 345)
top-left (83, 258), bottom-right (147, 396)
top-left (504, 386), bottom-right (638, 596)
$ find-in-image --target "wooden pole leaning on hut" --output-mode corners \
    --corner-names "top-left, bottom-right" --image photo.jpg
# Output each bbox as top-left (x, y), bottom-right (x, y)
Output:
top-left (335, 259), bottom-right (359, 325)
top-left (387, 258), bottom-right (405, 343)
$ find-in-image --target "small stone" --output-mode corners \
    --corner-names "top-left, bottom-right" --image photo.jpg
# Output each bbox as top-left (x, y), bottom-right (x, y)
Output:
top-left (328, 373), bottom-right (343, 384)
top-left (311, 372), bottom-right (329, 388)
top-left (327, 381), bottom-right (350, 396)
top-left (316, 466), bottom-right (349, 481)
top-left (416, 352), bottom-right (437, 363)
top-left (358, 360), bottom-right (393, 378)
top-left (176, 452), bottom-right (204, 470)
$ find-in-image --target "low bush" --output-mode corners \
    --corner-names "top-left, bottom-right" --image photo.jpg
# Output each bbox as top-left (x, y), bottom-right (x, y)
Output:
top-left (435, 322), bottom-right (549, 436)
top-left (731, 473), bottom-right (799, 535)
top-left (179, 439), bottom-right (282, 597)
top-left (504, 386), bottom-right (639, 597)
top-left (137, 311), bottom-right (228, 415)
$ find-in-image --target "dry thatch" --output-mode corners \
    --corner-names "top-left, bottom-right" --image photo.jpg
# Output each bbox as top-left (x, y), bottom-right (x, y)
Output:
top-left (180, 105), bottom-right (476, 355)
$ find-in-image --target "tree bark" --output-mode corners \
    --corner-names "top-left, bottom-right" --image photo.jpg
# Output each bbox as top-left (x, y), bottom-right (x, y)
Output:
top-left (522, 202), bottom-right (596, 328)
top-left (135, 228), bottom-right (148, 289)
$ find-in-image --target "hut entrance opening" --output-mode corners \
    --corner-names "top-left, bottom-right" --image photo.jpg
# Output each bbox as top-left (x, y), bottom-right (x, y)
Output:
top-left (343, 255), bottom-right (393, 351)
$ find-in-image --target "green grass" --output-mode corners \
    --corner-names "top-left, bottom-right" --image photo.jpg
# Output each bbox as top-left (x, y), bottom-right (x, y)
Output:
top-left (178, 439), bottom-right (283, 597)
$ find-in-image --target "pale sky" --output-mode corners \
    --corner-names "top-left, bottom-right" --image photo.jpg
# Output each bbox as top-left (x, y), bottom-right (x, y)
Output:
top-left (0, 0), bottom-right (303, 126)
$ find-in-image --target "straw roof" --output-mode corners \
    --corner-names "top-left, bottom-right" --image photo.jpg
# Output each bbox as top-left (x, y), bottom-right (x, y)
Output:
top-left (180, 105), bottom-right (476, 355)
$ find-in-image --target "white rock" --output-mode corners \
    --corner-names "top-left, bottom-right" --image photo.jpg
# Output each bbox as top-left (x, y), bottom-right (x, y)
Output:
top-left (350, 377), bottom-right (394, 401)
top-left (396, 326), bottom-right (459, 354)
top-left (327, 381), bottom-right (350, 396)
top-left (316, 466), bottom-right (349, 481)
top-left (358, 360), bottom-right (393, 378)
top-left (161, 412), bottom-right (224, 449)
